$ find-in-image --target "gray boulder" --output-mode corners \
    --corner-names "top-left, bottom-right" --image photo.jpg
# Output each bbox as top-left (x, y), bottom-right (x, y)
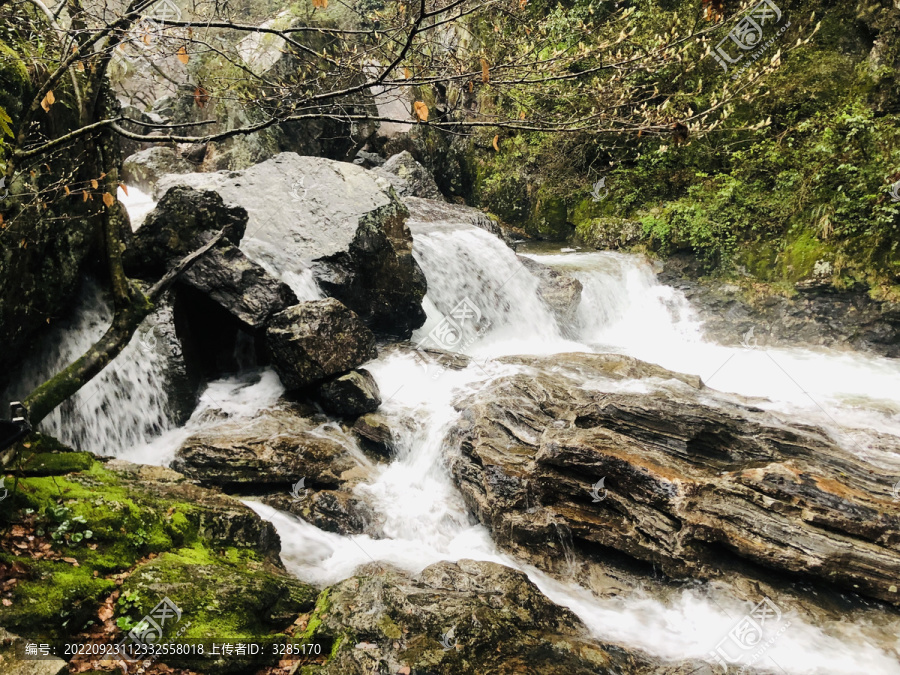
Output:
top-left (518, 256), bottom-right (583, 332)
top-left (316, 368), bottom-right (381, 417)
top-left (157, 153), bottom-right (427, 337)
top-left (122, 146), bottom-right (194, 193)
top-left (266, 299), bottom-right (378, 390)
top-left (374, 150), bottom-right (444, 200)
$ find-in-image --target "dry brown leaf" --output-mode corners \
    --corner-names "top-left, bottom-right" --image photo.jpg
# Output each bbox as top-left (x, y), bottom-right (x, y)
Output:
top-left (177, 46), bottom-right (189, 64)
top-left (520, 110), bottom-right (526, 120)
top-left (481, 58), bottom-right (490, 84)
top-left (413, 100), bottom-right (429, 122)
top-left (519, 0), bottom-right (527, 7)
top-left (75, 61), bottom-right (85, 72)
top-left (98, 605), bottom-right (114, 621)
top-left (194, 86), bottom-right (210, 108)
top-left (118, 183), bottom-right (128, 196)
top-left (492, 135), bottom-right (500, 152)
top-left (64, 185), bottom-right (71, 196)
top-left (102, 192), bottom-right (115, 208)
top-left (40, 90), bottom-right (56, 113)
top-left (82, 190), bottom-right (89, 202)
top-left (90, 179), bottom-right (98, 189)
top-left (403, 67), bottom-right (411, 79)
top-left (1, 599), bottom-right (11, 607)
top-left (468, 81), bottom-right (474, 93)
top-left (398, 668), bottom-right (411, 675)
top-left (312, 0), bottom-right (328, 7)
top-left (62, 557), bottom-right (79, 566)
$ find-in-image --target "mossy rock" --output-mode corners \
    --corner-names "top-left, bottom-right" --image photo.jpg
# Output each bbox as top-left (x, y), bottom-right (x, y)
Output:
top-left (116, 548), bottom-right (317, 673)
top-left (0, 453), bottom-right (287, 657)
top-left (525, 186), bottom-right (573, 240)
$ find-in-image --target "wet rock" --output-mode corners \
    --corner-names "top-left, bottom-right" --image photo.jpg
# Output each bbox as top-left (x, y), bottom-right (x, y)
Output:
top-left (575, 216), bottom-right (642, 250)
top-left (172, 405), bottom-right (368, 489)
top-left (124, 186), bottom-right (247, 279)
top-left (180, 242), bottom-right (297, 330)
top-left (446, 353), bottom-right (900, 606)
top-left (405, 195), bottom-right (508, 242)
top-left (263, 489), bottom-right (379, 536)
top-left (316, 368), bottom-right (381, 417)
top-left (518, 256), bottom-right (583, 332)
top-left (660, 253), bottom-right (900, 358)
top-left (307, 559), bottom-right (700, 674)
top-left (266, 299), bottom-right (378, 390)
top-left (122, 146), bottom-right (193, 193)
top-left (157, 153), bottom-right (427, 337)
top-left (352, 412), bottom-right (397, 459)
top-left (374, 150), bottom-right (444, 200)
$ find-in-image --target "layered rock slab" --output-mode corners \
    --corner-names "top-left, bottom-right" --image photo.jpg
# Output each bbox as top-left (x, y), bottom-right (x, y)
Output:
top-left (445, 353), bottom-right (900, 606)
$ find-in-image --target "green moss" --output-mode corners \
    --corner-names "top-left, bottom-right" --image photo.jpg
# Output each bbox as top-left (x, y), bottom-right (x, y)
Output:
top-left (18, 450), bottom-right (94, 476)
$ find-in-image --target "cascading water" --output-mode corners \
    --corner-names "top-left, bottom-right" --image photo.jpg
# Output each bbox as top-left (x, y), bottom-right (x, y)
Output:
top-left (34, 201), bottom-right (900, 674)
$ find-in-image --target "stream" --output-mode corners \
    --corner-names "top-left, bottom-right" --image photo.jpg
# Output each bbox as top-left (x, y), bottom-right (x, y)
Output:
top-left (12, 194), bottom-right (900, 674)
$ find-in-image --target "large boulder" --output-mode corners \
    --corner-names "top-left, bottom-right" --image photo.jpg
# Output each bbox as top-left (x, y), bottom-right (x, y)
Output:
top-left (123, 186), bottom-right (247, 278)
top-left (315, 368), bottom-right (381, 417)
top-left (122, 146), bottom-right (194, 193)
top-left (306, 559), bottom-right (699, 674)
top-left (157, 153), bottom-right (428, 337)
top-left (374, 150), bottom-right (444, 200)
top-left (266, 299), bottom-right (378, 390)
top-left (518, 256), bottom-right (583, 332)
top-left (446, 353), bottom-right (900, 607)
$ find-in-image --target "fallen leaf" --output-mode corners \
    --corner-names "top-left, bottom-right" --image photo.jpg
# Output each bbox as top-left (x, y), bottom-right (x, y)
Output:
top-left (40, 90), bottom-right (56, 113)
top-left (492, 134), bottom-right (499, 152)
top-left (1, 599), bottom-right (11, 607)
top-left (468, 81), bottom-right (474, 93)
top-left (177, 46), bottom-right (189, 64)
top-left (413, 100), bottom-right (429, 122)
top-left (194, 86), bottom-right (210, 108)
top-left (312, 0), bottom-right (328, 7)
top-left (62, 557), bottom-right (79, 566)
top-left (398, 668), bottom-right (411, 675)
top-left (481, 58), bottom-right (490, 83)
top-left (403, 66), bottom-right (411, 79)
top-left (102, 192), bottom-right (115, 208)
top-left (98, 605), bottom-right (114, 621)
top-left (519, 0), bottom-right (527, 7)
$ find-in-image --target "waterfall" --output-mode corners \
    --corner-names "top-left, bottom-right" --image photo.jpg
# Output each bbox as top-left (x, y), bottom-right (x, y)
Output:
top-left (20, 199), bottom-right (900, 674)
top-left (4, 280), bottom-right (178, 456)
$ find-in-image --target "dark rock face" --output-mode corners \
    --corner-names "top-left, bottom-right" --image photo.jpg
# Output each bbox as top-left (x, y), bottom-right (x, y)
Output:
top-left (446, 353), bottom-right (900, 607)
top-left (180, 243), bottom-right (297, 330)
top-left (316, 368), bottom-right (381, 417)
top-left (123, 186), bottom-right (247, 279)
top-left (266, 299), bottom-right (378, 390)
top-left (157, 153), bottom-right (428, 338)
top-left (308, 559), bottom-right (699, 675)
top-left (374, 150), bottom-right (445, 200)
top-left (122, 146), bottom-right (193, 193)
top-left (352, 412), bottom-right (397, 459)
top-left (660, 253), bottom-right (900, 358)
top-left (518, 256), bottom-right (583, 332)
top-left (404, 196), bottom-right (509, 242)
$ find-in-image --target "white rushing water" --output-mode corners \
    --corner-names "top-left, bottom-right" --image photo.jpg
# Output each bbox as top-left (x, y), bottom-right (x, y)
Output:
top-left (32, 206), bottom-right (900, 674)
